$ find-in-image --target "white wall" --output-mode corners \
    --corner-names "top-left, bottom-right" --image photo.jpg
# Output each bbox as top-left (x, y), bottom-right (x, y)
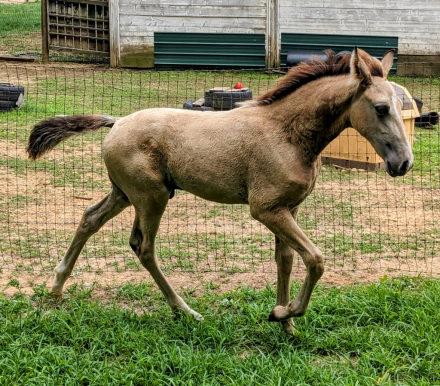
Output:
top-left (279, 0), bottom-right (440, 55)
top-left (119, 0), bottom-right (267, 67)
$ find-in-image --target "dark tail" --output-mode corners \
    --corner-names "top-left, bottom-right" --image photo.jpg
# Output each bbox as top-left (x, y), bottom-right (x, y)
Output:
top-left (26, 114), bottom-right (116, 160)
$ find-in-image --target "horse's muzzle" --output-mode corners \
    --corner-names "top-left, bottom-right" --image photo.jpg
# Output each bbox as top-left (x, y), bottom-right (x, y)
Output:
top-left (386, 158), bottom-right (413, 177)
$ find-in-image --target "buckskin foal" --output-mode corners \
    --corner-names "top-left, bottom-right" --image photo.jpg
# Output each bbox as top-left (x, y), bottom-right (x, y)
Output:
top-left (27, 48), bottom-right (413, 334)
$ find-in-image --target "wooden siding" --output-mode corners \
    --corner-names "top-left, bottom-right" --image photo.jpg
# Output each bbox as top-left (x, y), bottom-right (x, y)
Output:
top-left (119, 0), bottom-right (267, 67)
top-left (279, 0), bottom-right (440, 55)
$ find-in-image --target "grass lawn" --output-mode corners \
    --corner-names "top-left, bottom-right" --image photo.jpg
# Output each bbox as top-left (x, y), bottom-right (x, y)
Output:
top-left (1, 276), bottom-right (439, 385)
top-left (0, 2), bottom-right (41, 56)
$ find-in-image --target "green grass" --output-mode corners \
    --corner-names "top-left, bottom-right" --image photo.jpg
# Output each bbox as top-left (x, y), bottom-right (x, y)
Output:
top-left (0, 2), bottom-right (41, 37)
top-left (0, 2), bottom-right (41, 55)
top-left (0, 277), bottom-right (439, 385)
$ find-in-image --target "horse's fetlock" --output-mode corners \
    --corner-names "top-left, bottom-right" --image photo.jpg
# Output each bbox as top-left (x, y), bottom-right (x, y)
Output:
top-left (288, 301), bottom-right (306, 317)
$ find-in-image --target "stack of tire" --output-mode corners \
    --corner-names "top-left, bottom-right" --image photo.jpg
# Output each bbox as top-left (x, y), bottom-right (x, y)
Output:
top-left (0, 83), bottom-right (25, 113)
top-left (183, 88), bottom-right (252, 112)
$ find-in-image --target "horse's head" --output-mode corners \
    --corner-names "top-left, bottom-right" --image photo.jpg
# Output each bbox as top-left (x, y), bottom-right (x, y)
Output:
top-left (348, 48), bottom-right (413, 177)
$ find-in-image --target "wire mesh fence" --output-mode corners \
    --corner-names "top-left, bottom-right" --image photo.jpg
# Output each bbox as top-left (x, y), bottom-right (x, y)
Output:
top-left (0, 0), bottom-right (109, 63)
top-left (0, 63), bottom-right (439, 291)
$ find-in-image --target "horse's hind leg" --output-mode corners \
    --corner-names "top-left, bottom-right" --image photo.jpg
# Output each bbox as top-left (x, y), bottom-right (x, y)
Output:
top-left (51, 183), bottom-right (130, 297)
top-left (129, 194), bottom-right (203, 320)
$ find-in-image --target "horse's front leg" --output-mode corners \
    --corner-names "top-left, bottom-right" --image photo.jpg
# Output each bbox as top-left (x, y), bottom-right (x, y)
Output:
top-left (274, 235), bottom-right (297, 335)
top-left (252, 206), bottom-right (324, 323)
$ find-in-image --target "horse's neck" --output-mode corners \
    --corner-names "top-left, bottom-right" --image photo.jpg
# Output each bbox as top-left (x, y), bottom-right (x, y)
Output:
top-left (269, 76), bottom-right (358, 163)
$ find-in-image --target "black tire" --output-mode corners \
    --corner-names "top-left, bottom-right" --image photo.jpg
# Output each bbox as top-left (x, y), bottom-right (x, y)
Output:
top-left (0, 100), bottom-right (17, 109)
top-left (0, 84), bottom-right (25, 94)
top-left (0, 84), bottom-right (25, 111)
top-left (0, 91), bottom-right (22, 100)
top-left (204, 90), bottom-right (252, 110)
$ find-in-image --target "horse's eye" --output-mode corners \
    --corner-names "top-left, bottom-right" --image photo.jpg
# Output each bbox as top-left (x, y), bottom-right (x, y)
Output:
top-left (375, 104), bottom-right (390, 116)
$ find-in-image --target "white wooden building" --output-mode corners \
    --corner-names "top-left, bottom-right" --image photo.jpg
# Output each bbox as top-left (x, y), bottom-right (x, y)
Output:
top-left (106, 0), bottom-right (440, 68)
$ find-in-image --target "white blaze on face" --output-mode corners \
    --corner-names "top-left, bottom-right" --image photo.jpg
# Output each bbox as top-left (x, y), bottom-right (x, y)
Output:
top-left (388, 82), bottom-right (402, 118)
top-left (386, 81), bottom-right (412, 150)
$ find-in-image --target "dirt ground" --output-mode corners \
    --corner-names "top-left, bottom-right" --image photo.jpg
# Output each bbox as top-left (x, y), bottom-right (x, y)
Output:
top-left (2, 257), bottom-right (439, 298)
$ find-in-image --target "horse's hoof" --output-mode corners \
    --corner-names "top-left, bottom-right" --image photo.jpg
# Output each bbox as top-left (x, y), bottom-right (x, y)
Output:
top-left (268, 305), bottom-right (288, 322)
top-left (188, 309), bottom-right (204, 321)
top-left (268, 312), bottom-right (278, 322)
top-left (50, 293), bottom-right (63, 300)
top-left (173, 308), bottom-right (204, 321)
top-left (282, 320), bottom-right (298, 335)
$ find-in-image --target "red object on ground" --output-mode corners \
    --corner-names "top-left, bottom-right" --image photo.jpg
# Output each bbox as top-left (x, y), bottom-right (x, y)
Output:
top-left (234, 82), bottom-right (243, 89)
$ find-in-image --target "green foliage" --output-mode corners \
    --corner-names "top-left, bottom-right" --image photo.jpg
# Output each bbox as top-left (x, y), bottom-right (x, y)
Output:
top-left (0, 277), bottom-right (439, 385)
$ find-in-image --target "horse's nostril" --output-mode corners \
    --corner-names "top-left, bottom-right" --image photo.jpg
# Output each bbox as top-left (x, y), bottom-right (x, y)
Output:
top-left (400, 160), bottom-right (409, 174)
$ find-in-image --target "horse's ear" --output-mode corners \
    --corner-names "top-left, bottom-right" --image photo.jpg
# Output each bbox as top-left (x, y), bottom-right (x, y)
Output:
top-left (381, 49), bottom-right (395, 79)
top-left (350, 47), bottom-right (372, 86)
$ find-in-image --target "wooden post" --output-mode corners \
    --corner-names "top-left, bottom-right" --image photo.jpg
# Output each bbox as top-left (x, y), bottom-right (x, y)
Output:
top-left (41, 0), bottom-right (49, 63)
top-left (266, 0), bottom-right (280, 69)
top-left (109, 0), bottom-right (120, 67)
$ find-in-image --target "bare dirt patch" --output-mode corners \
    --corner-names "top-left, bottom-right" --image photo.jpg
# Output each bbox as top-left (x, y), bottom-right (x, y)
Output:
top-left (2, 255), bottom-right (439, 298)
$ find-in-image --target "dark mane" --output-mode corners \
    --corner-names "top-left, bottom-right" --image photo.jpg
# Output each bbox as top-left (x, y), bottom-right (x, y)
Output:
top-left (256, 50), bottom-right (383, 106)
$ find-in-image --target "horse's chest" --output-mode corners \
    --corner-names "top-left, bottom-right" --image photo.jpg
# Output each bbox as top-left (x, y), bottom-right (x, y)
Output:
top-left (282, 167), bottom-right (320, 205)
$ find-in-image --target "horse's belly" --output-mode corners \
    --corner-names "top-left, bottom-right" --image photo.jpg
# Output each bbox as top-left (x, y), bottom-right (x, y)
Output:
top-left (173, 175), bottom-right (248, 205)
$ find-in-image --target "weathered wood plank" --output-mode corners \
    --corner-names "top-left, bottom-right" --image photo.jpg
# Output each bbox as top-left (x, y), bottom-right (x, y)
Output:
top-left (279, 0), bottom-right (440, 54)
top-left (109, 0), bottom-right (119, 66)
top-left (119, 16), bottom-right (266, 29)
top-left (280, 8), bottom-right (440, 23)
top-left (119, 27), bottom-right (265, 42)
top-left (120, 0), bottom-right (265, 6)
top-left (266, 0), bottom-right (279, 68)
top-left (122, 5), bottom-right (266, 18)
top-left (278, 19), bottom-right (439, 34)
top-left (280, 0), bottom-right (440, 11)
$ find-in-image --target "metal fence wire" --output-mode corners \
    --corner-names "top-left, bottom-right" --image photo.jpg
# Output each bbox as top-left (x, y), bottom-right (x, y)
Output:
top-left (0, 63), bottom-right (439, 290)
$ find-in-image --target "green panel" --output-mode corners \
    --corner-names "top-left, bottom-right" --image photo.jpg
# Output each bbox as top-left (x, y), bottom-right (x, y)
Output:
top-left (281, 33), bottom-right (398, 70)
top-left (154, 32), bottom-right (266, 69)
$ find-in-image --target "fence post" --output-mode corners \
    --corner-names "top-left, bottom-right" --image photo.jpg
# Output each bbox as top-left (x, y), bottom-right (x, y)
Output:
top-left (41, 0), bottom-right (49, 63)
top-left (109, 0), bottom-right (120, 67)
top-left (266, 0), bottom-right (280, 69)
